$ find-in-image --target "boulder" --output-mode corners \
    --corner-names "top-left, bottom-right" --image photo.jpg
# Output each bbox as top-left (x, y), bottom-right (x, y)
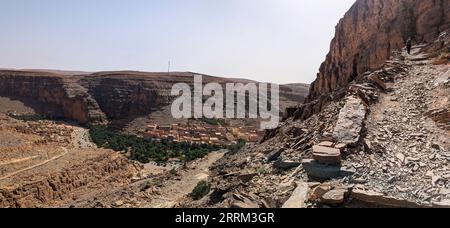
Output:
top-left (321, 189), bottom-right (347, 205)
top-left (308, 183), bottom-right (333, 201)
top-left (302, 159), bottom-right (355, 180)
top-left (266, 149), bottom-right (283, 162)
top-left (312, 145), bottom-right (341, 165)
top-left (282, 182), bottom-right (309, 208)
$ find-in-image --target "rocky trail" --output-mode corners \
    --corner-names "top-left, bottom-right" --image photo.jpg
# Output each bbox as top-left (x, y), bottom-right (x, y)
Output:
top-left (295, 46), bottom-right (449, 208)
top-left (0, 147), bottom-right (68, 182)
top-left (143, 151), bottom-right (225, 208)
top-left (347, 47), bottom-right (450, 206)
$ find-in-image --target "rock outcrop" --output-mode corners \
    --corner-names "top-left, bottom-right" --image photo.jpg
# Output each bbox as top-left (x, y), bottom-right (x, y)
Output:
top-left (307, 0), bottom-right (450, 102)
top-left (0, 151), bottom-right (139, 208)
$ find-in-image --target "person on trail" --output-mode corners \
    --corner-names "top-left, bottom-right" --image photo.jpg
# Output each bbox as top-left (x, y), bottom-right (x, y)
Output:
top-left (406, 38), bottom-right (412, 55)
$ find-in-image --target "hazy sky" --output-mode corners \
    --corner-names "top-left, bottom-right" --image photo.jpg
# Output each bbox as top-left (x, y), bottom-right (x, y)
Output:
top-left (0, 0), bottom-right (355, 84)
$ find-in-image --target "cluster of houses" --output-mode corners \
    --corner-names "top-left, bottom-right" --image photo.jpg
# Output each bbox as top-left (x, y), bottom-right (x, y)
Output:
top-left (143, 123), bottom-right (261, 145)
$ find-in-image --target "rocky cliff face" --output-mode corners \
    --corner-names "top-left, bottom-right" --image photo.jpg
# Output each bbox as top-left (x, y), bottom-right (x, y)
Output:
top-left (0, 71), bottom-right (106, 124)
top-left (0, 70), bottom-right (308, 124)
top-left (78, 73), bottom-right (176, 120)
top-left (307, 0), bottom-right (449, 101)
top-left (0, 71), bottom-right (308, 125)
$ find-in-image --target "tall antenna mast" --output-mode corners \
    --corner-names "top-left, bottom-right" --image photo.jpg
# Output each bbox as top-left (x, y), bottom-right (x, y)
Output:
top-left (168, 61), bottom-right (171, 73)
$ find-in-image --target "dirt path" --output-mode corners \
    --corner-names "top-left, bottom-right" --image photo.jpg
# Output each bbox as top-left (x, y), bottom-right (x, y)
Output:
top-left (143, 151), bottom-right (225, 208)
top-left (0, 147), bottom-right (69, 181)
top-left (0, 155), bottom-right (39, 166)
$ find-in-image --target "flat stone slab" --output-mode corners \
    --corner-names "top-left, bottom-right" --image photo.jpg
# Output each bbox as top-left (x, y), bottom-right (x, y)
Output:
top-left (282, 182), bottom-right (309, 208)
top-left (318, 141), bottom-right (334, 147)
top-left (333, 96), bottom-right (367, 145)
top-left (312, 145), bottom-right (341, 165)
top-left (302, 159), bottom-right (355, 180)
top-left (351, 189), bottom-right (424, 208)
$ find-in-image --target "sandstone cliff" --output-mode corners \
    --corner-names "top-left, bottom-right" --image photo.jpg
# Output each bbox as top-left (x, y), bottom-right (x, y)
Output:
top-left (307, 0), bottom-right (449, 101)
top-left (0, 71), bottom-right (106, 124)
top-left (0, 71), bottom-right (308, 125)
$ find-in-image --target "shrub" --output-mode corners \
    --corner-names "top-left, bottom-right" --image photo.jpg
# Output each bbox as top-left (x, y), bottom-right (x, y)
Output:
top-left (191, 181), bottom-right (211, 200)
top-left (228, 139), bottom-right (246, 154)
top-left (170, 168), bottom-right (178, 176)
